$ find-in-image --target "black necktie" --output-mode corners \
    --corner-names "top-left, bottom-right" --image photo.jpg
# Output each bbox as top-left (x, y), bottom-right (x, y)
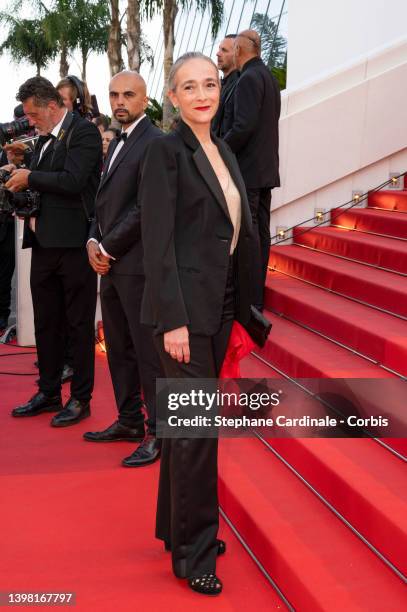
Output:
top-left (117, 132), bottom-right (127, 142)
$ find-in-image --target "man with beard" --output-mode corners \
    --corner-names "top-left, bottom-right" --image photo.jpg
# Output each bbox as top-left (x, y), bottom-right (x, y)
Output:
top-left (84, 71), bottom-right (163, 467)
top-left (212, 34), bottom-right (239, 138)
top-left (9, 77), bottom-right (101, 425)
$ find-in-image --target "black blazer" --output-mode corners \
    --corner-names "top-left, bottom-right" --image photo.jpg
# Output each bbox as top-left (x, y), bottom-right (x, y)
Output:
top-left (140, 119), bottom-right (252, 336)
top-left (23, 113), bottom-right (102, 249)
top-left (224, 57), bottom-right (281, 189)
top-left (212, 70), bottom-right (240, 139)
top-left (89, 117), bottom-right (162, 275)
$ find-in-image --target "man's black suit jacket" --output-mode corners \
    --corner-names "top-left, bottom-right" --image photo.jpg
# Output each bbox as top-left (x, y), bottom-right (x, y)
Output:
top-left (224, 57), bottom-right (281, 189)
top-left (140, 119), bottom-right (253, 336)
top-left (212, 70), bottom-right (240, 139)
top-left (23, 113), bottom-right (102, 249)
top-left (88, 116), bottom-right (162, 275)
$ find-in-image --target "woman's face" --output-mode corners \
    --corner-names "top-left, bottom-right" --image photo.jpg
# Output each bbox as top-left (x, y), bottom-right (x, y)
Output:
top-left (58, 86), bottom-right (74, 112)
top-left (102, 129), bottom-right (116, 156)
top-left (168, 58), bottom-right (220, 127)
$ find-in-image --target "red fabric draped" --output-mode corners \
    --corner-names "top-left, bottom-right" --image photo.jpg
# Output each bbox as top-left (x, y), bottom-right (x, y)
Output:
top-left (220, 321), bottom-right (255, 379)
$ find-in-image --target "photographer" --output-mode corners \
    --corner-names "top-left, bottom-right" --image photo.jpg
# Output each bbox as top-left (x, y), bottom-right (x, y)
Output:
top-left (7, 76), bottom-right (102, 427)
top-left (0, 137), bottom-right (32, 332)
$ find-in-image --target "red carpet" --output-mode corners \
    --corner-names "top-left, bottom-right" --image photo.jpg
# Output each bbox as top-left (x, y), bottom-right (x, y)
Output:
top-left (216, 190), bottom-right (407, 610)
top-left (219, 438), bottom-right (407, 611)
top-left (268, 245), bottom-right (407, 317)
top-left (1, 187), bottom-right (406, 611)
top-left (0, 347), bottom-right (283, 611)
top-left (368, 189), bottom-right (407, 212)
top-left (331, 207), bottom-right (407, 239)
top-left (293, 226), bottom-right (407, 273)
top-left (264, 272), bottom-right (407, 375)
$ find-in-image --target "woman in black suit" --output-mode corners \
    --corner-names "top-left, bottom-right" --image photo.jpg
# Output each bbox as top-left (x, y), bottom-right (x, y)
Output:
top-left (140, 52), bottom-right (252, 595)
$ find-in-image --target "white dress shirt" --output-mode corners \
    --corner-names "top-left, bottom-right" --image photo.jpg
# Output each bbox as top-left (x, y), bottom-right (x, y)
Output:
top-left (89, 114), bottom-right (146, 259)
top-left (38, 109), bottom-right (68, 161)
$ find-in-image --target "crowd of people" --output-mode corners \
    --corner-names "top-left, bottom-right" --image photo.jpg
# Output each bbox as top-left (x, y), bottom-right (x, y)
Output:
top-left (1, 29), bottom-right (280, 596)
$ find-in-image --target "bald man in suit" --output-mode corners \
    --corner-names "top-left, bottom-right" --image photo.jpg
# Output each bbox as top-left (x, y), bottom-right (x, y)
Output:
top-left (224, 30), bottom-right (281, 311)
top-left (85, 71), bottom-right (163, 467)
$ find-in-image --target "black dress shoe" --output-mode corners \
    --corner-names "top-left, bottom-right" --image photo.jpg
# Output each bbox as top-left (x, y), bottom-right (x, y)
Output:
top-left (122, 436), bottom-right (161, 467)
top-left (83, 420), bottom-right (145, 442)
top-left (61, 364), bottom-right (74, 384)
top-left (51, 397), bottom-right (90, 427)
top-left (12, 391), bottom-right (63, 417)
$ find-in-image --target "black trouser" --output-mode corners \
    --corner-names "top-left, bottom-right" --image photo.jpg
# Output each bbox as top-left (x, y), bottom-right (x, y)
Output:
top-left (0, 219), bottom-right (15, 323)
top-left (30, 243), bottom-right (97, 401)
top-left (246, 187), bottom-right (272, 311)
top-left (153, 258), bottom-right (234, 579)
top-left (100, 273), bottom-right (163, 433)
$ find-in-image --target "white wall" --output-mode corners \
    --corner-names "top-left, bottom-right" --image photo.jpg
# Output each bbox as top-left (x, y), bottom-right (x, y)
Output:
top-left (15, 220), bottom-right (35, 346)
top-left (288, 0), bottom-right (407, 89)
top-left (270, 36), bottom-right (407, 235)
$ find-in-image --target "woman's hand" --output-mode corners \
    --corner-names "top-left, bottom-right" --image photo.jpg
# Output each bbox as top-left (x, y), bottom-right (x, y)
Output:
top-left (164, 326), bottom-right (190, 364)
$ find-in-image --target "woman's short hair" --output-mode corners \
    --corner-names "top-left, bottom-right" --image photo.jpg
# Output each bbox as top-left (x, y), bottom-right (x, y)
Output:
top-left (168, 52), bottom-right (219, 92)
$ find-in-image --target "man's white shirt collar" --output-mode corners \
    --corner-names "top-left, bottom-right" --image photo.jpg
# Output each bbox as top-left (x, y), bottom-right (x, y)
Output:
top-left (120, 114), bottom-right (146, 137)
top-left (51, 109), bottom-right (68, 138)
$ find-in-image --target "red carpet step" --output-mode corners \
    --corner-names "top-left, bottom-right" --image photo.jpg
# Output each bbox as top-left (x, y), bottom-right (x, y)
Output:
top-left (264, 271), bottom-right (407, 375)
top-left (368, 189), bottom-right (407, 212)
top-left (219, 437), bottom-right (407, 612)
top-left (331, 207), bottom-right (407, 239)
top-left (257, 310), bottom-right (395, 378)
top-left (265, 437), bottom-right (407, 576)
top-left (268, 246), bottom-right (407, 317)
top-left (293, 226), bottom-right (407, 273)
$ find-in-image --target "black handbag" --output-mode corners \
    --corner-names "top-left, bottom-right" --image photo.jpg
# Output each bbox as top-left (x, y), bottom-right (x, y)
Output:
top-left (243, 305), bottom-right (272, 347)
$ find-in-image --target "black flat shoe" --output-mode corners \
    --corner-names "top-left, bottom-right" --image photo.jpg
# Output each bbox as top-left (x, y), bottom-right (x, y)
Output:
top-left (83, 420), bottom-right (145, 442)
top-left (122, 436), bottom-right (161, 467)
top-left (164, 539), bottom-right (226, 556)
top-left (188, 574), bottom-right (223, 596)
top-left (51, 397), bottom-right (90, 427)
top-left (12, 392), bottom-right (62, 417)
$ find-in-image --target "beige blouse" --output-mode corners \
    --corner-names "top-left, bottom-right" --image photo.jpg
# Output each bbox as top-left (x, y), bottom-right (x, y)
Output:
top-left (221, 171), bottom-right (241, 254)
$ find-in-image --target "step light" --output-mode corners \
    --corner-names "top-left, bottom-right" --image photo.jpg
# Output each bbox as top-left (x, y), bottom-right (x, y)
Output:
top-left (276, 226), bottom-right (288, 241)
top-left (352, 190), bottom-right (364, 205)
top-left (314, 208), bottom-right (327, 224)
top-left (389, 173), bottom-right (403, 190)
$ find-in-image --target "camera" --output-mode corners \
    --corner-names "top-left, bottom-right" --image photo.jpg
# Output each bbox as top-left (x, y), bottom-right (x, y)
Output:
top-left (0, 118), bottom-right (31, 146)
top-left (0, 168), bottom-right (40, 218)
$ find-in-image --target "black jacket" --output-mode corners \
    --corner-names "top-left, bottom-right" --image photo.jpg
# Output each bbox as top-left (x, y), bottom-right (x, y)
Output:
top-left (89, 117), bottom-right (162, 275)
top-left (224, 57), bottom-right (281, 189)
top-left (23, 112), bottom-right (102, 249)
top-left (140, 120), bottom-right (252, 336)
top-left (212, 70), bottom-right (240, 139)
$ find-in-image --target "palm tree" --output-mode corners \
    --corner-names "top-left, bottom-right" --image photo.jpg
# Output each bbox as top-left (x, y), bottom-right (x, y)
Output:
top-left (144, 0), bottom-right (224, 128)
top-left (108, 0), bottom-right (124, 75)
top-left (3, 0), bottom-right (110, 79)
top-left (41, 0), bottom-right (77, 77)
top-left (251, 12), bottom-right (287, 70)
top-left (0, 14), bottom-right (57, 75)
top-left (71, 0), bottom-right (110, 80)
top-left (127, 0), bottom-right (141, 70)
